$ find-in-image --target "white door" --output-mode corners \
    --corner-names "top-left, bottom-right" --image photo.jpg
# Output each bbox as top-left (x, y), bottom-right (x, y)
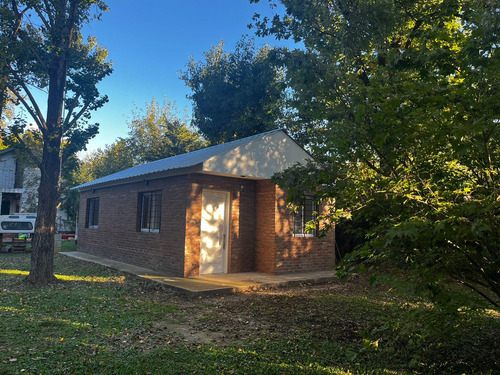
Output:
top-left (200, 190), bottom-right (230, 274)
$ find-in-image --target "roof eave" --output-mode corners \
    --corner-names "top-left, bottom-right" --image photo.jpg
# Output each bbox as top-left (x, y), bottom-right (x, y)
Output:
top-left (76, 163), bottom-right (203, 192)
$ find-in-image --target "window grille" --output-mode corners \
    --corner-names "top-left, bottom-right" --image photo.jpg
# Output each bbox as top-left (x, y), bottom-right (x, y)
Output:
top-left (140, 191), bottom-right (161, 232)
top-left (86, 197), bottom-right (99, 228)
top-left (293, 196), bottom-right (317, 237)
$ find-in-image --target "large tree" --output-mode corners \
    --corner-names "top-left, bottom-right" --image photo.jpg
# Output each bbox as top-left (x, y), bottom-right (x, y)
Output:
top-left (181, 37), bottom-right (285, 144)
top-left (0, 0), bottom-right (112, 284)
top-left (252, 0), bottom-right (500, 306)
top-left (76, 98), bottom-right (205, 185)
top-left (128, 98), bottom-right (205, 163)
top-left (77, 138), bottom-right (134, 182)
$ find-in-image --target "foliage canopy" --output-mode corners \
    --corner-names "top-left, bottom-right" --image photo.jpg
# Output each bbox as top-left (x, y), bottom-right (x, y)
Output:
top-left (181, 38), bottom-right (285, 144)
top-left (252, 0), bottom-right (500, 306)
top-left (76, 98), bottom-right (205, 185)
top-left (128, 98), bottom-right (205, 163)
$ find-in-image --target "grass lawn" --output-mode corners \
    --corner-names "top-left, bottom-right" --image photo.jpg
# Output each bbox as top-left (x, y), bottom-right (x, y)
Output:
top-left (60, 240), bottom-right (77, 252)
top-left (14, 239), bottom-right (76, 253)
top-left (0, 253), bottom-right (499, 374)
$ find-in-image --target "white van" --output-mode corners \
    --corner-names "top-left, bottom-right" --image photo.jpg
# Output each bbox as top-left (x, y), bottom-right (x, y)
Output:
top-left (0, 214), bottom-right (36, 234)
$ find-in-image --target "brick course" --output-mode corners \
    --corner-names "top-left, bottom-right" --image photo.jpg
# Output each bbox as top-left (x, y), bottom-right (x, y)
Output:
top-left (77, 173), bottom-right (335, 277)
top-left (253, 181), bottom-right (335, 274)
top-left (78, 175), bottom-right (188, 276)
top-left (255, 180), bottom-right (276, 273)
top-left (273, 186), bottom-right (335, 274)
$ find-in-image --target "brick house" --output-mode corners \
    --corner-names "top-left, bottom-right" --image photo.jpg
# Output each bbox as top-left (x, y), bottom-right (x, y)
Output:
top-left (75, 130), bottom-right (335, 277)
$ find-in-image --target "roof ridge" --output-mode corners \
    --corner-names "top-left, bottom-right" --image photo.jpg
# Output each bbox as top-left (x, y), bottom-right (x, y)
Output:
top-left (74, 129), bottom-right (285, 190)
top-left (168, 128), bottom-right (282, 158)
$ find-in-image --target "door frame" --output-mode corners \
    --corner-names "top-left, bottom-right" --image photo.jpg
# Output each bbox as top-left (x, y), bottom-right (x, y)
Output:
top-left (200, 189), bottom-right (231, 275)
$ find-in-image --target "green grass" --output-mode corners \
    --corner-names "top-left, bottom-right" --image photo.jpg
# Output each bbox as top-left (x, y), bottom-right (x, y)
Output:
top-left (61, 240), bottom-right (77, 252)
top-left (10, 239), bottom-right (76, 253)
top-left (0, 253), bottom-right (499, 374)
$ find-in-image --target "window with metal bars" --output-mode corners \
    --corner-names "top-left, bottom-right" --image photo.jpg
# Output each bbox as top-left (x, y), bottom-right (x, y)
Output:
top-left (293, 196), bottom-right (317, 237)
top-left (86, 197), bottom-right (99, 229)
top-left (139, 191), bottom-right (161, 233)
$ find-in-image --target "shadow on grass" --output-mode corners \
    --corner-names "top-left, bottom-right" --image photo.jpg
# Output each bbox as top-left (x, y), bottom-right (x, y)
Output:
top-left (0, 340), bottom-right (388, 375)
top-left (0, 251), bottom-right (133, 282)
top-left (1, 252), bottom-right (499, 374)
top-left (0, 268), bottom-right (126, 284)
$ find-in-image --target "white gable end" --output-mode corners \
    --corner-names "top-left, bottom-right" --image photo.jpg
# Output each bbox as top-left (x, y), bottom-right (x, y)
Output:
top-left (203, 131), bottom-right (311, 179)
top-left (75, 129), bottom-right (312, 190)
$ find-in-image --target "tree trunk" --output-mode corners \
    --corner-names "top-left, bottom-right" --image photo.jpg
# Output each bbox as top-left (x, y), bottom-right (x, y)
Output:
top-left (27, 3), bottom-right (68, 284)
top-left (27, 97), bottom-right (64, 283)
top-left (27, 143), bottom-right (60, 284)
top-left (0, 77), bottom-right (7, 119)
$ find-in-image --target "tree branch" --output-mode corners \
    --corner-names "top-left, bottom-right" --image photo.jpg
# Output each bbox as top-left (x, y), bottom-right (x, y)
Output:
top-left (62, 94), bottom-right (80, 129)
top-left (8, 66), bottom-right (47, 133)
top-left (33, 5), bottom-right (51, 31)
top-left (10, 1), bottom-right (49, 71)
top-left (364, 137), bottom-right (400, 179)
top-left (7, 84), bottom-right (45, 133)
top-left (17, 29), bottom-right (49, 71)
top-left (41, 0), bottom-right (54, 29)
top-left (65, 100), bottom-right (90, 130)
top-left (444, 264), bottom-right (499, 308)
top-left (362, 157), bottom-right (392, 177)
top-left (462, 251), bottom-right (500, 299)
top-left (66, 0), bottom-right (79, 50)
top-left (344, 110), bottom-right (399, 179)
top-left (10, 0), bottom-right (29, 40)
top-left (479, 239), bottom-right (500, 260)
top-left (13, 133), bottom-right (42, 169)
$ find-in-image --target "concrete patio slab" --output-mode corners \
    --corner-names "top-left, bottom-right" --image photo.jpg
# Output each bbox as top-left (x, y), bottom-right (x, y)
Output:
top-left (61, 251), bottom-right (336, 295)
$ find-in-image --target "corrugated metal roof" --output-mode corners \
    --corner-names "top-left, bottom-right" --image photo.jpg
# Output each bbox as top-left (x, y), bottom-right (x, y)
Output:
top-left (0, 188), bottom-right (24, 194)
top-left (75, 129), bottom-right (284, 190)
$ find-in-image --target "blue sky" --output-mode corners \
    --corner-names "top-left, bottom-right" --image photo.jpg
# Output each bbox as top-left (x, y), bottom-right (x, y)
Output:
top-left (79, 0), bottom-right (295, 155)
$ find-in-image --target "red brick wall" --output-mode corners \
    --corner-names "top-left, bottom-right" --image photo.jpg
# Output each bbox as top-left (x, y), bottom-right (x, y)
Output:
top-left (78, 173), bottom-right (335, 277)
top-left (255, 180), bottom-right (276, 273)
top-left (184, 179), bottom-right (202, 277)
top-left (184, 174), bottom-right (256, 276)
top-left (274, 186), bottom-right (336, 274)
top-left (77, 175), bottom-right (188, 276)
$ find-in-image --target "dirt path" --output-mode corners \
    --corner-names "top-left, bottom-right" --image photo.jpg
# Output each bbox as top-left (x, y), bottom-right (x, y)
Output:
top-left (127, 277), bottom-right (374, 351)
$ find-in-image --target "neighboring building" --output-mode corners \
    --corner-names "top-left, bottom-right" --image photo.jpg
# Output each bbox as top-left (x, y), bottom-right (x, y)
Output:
top-left (0, 148), bottom-right (72, 231)
top-left (0, 148), bottom-right (25, 215)
top-left (74, 130), bottom-right (335, 277)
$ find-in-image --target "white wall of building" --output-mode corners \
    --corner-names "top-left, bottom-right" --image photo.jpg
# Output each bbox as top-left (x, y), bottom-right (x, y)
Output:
top-left (0, 151), bottom-right (17, 188)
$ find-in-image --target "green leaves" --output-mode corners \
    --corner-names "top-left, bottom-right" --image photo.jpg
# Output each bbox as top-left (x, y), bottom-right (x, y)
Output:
top-left (127, 97), bottom-right (206, 164)
top-left (259, 0), bottom-right (500, 307)
top-left (75, 97), bottom-right (206, 185)
top-left (181, 37), bottom-right (285, 144)
top-left (0, 0), bottom-right (112, 156)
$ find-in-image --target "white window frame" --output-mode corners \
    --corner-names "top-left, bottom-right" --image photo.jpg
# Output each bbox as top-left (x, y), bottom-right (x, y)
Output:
top-left (293, 196), bottom-right (317, 237)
